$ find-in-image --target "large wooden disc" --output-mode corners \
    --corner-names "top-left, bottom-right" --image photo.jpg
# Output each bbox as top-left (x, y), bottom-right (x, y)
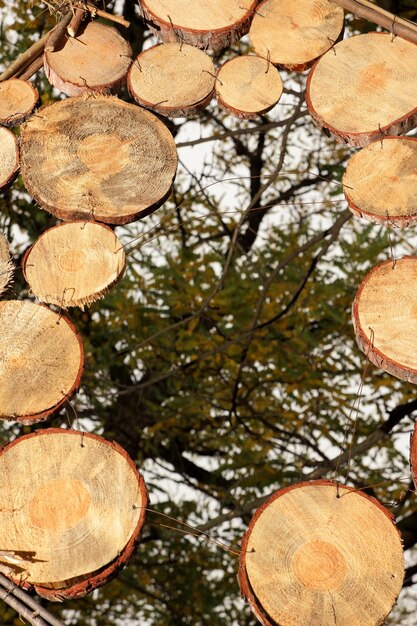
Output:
top-left (138, 0), bottom-right (259, 50)
top-left (239, 480), bottom-right (404, 626)
top-left (216, 56), bottom-right (283, 119)
top-left (44, 20), bottom-right (132, 97)
top-left (0, 79), bottom-right (39, 127)
top-left (0, 127), bottom-right (19, 190)
top-left (249, 0), bottom-right (344, 72)
top-left (20, 95), bottom-right (178, 224)
top-left (353, 257), bottom-right (417, 383)
top-left (0, 233), bottom-right (14, 296)
top-left (0, 429), bottom-right (148, 600)
top-left (22, 222), bottom-right (126, 309)
top-left (307, 33), bottom-right (417, 147)
top-left (128, 43), bottom-right (215, 117)
top-left (0, 301), bottom-right (84, 423)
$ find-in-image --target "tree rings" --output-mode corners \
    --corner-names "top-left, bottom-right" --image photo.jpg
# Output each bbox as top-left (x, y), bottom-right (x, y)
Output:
top-left (307, 33), bottom-right (417, 147)
top-left (0, 301), bottom-right (84, 423)
top-left (138, 0), bottom-right (259, 50)
top-left (44, 21), bottom-right (132, 97)
top-left (0, 429), bottom-right (148, 600)
top-left (0, 79), bottom-right (39, 127)
top-left (249, 0), bottom-right (344, 72)
top-left (20, 95), bottom-right (178, 224)
top-left (343, 137), bottom-right (417, 228)
top-left (128, 43), bottom-right (215, 117)
top-left (22, 222), bottom-right (126, 308)
top-left (353, 257), bottom-right (417, 383)
top-left (0, 127), bottom-right (19, 190)
top-left (216, 56), bottom-right (283, 119)
top-left (239, 480), bottom-right (404, 626)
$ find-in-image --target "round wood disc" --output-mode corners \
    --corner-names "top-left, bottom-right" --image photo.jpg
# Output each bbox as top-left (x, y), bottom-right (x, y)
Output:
top-left (0, 79), bottom-right (39, 127)
top-left (306, 33), bottom-right (417, 147)
top-left (216, 55), bottom-right (283, 119)
top-left (128, 43), bottom-right (215, 117)
top-left (0, 127), bottom-right (19, 190)
top-left (0, 301), bottom-right (84, 423)
top-left (0, 233), bottom-right (14, 297)
top-left (249, 0), bottom-right (344, 72)
top-left (44, 20), bottom-right (132, 97)
top-left (20, 95), bottom-right (178, 224)
top-left (138, 0), bottom-right (259, 50)
top-left (239, 480), bottom-right (404, 626)
top-left (22, 222), bottom-right (126, 309)
top-left (0, 428), bottom-right (148, 600)
top-left (343, 137), bottom-right (417, 228)
top-left (353, 257), bottom-right (417, 383)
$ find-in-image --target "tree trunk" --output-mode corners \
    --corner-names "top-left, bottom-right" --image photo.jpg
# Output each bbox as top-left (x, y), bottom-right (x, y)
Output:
top-left (0, 79), bottom-right (39, 126)
top-left (0, 127), bottom-right (19, 191)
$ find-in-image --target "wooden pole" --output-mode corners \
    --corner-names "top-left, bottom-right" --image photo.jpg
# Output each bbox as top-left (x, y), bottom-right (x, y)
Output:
top-left (0, 573), bottom-right (65, 626)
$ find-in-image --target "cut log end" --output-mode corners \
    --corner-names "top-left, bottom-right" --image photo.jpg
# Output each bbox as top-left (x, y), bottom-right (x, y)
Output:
top-left (0, 127), bottom-right (19, 191)
top-left (0, 79), bottom-right (39, 127)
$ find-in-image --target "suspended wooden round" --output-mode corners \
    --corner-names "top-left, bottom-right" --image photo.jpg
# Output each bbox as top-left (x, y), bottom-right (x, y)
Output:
top-left (20, 95), bottom-right (178, 224)
top-left (353, 257), bottom-right (417, 383)
top-left (0, 78), bottom-right (39, 127)
top-left (128, 43), bottom-right (215, 117)
top-left (343, 137), bottom-right (417, 228)
top-left (216, 55), bottom-right (283, 119)
top-left (22, 222), bottom-right (126, 309)
top-left (0, 127), bottom-right (19, 190)
top-left (239, 480), bottom-right (404, 626)
top-left (249, 0), bottom-right (344, 72)
top-left (138, 0), bottom-right (259, 50)
top-left (44, 20), bottom-right (132, 97)
top-left (0, 428), bottom-right (148, 600)
top-left (0, 233), bottom-right (14, 297)
top-left (306, 33), bottom-right (417, 147)
top-left (0, 301), bottom-right (84, 423)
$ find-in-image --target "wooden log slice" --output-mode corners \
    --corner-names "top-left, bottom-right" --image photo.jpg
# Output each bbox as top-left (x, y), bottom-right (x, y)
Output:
top-left (306, 33), bottom-right (417, 147)
top-left (0, 79), bottom-right (39, 127)
top-left (0, 233), bottom-right (14, 296)
top-left (127, 43), bottom-right (215, 117)
top-left (138, 0), bottom-right (259, 50)
top-left (0, 301), bottom-right (83, 423)
top-left (44, 20), bottom-right (132, 97)
top-left (19, 95), bottom-right (178, 224)
top-left (343, 137), bottom-right (417, 228)
top-left (0, 127), bottom-right (19, 190)
top-left (22, 222), bottom-right (126, 309)
top-left (0, 428), bottom-right (148, 600)
top-left (215, 55), bottom-right (283, 119)
top-left (249, 0), bottom-right (344, 72)
top-left (239, 480), bottom-right (404, 626)
top-left (352, 257), bottom-right (417, 383)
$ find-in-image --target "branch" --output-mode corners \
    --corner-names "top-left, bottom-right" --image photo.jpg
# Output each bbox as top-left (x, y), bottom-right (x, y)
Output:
top-left (0, 572), bottom-right (65, 626)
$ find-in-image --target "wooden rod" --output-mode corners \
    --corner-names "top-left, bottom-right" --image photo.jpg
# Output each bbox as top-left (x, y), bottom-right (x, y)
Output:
top-left (0, 573), bottom-right (65, 626)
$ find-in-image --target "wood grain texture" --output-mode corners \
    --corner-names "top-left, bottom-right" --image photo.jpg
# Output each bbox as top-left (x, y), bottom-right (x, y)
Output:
top-left (128, 43), bottom-right (215, 117)
top-left (353, 257), bottom-right (417, 383)
top-left (306, 33), bottom-right (417, 147)
top-left (22, 222), bottom-right (126, 308)
top-left (0, 301), bottom-right (84, 423)
top-left (239, 480), bottom-right (404, 626)
top-left (0, 429), bottom-right (148, 600)
top-left (0, 79), bottom-right (39, 127)
top-left (138, 0), bottom-right (259, 50)
top-left (20, 95), bottom-right (178, 224)
top-left (216, 55), bottom-right (283, 119)
top-left (249, 0), bottom-right (344, 71)
top-left (44, 20), bottom-right (132, 97)
top-left (344, 137), bottom-right (417, 227)
top-left (0, 127), bottom-right (19, 190)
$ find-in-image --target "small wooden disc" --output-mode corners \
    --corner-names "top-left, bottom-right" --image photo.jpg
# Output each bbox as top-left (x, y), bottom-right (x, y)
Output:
top-left (249, 0), bottom-right (344, 72)
top-left (0, 127), bottom-right (19, 190)
top-left (0, 233), bottom-right (14, 296)
top-left (0, 301), bottom-right (84, 423)
top-left (138, 0), bottom-right (259, 50)
top-left (128, 43), bottom-right (215, 117)
top-left (343, 137), bottom-right (417, 228)
top-left (44, 20), bottom-right (132, 97)
top-left (353, 257), bottom-right (417, 383)
top-left (307, 33), bottom-right (417, 147)
top-left (20, 95), bottom-right (178, 224)
top-left (216, 55), bottom-right (283, 119)
top-left (0, 429), bottom-right (148, 600)
top-left (239, 480), bottom-right (404, 626)
top-left (0, 79), bottom-right (39, 127)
